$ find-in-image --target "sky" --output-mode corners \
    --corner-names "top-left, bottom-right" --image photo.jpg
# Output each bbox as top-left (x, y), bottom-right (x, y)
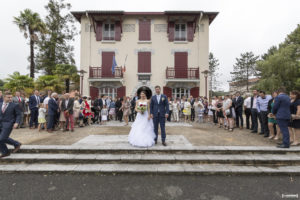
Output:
top-left (0, 0), bottom-right (299, 91)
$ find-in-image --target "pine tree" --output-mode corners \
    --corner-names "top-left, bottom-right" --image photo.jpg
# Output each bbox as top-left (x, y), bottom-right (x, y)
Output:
top-left (230, 52), bottom-right (259, 92)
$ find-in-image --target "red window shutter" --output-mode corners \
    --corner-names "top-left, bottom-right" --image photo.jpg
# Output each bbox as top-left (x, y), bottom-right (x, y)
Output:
top-left (190, 87), bottom-right (199, 98)
top-left (138, 52), bottom-right (151, 73)
top-left (163, 86), bottom-right (172, 98)
top-left (90, 86), bottom-right (99, 100)
top-left (115, 21), bottom-right (121, 41)
top-left (168, 22), bottom-right (175, 42)
top-left (187, 22), bottom-right (194, 42)
top-left (174, 52), bottom-right (188, 78)
top-left (96, 21), bottom-right (102, 41)
top-left (102, 52), bottom-right (115, 77)
top-left (139, 19), bottom-right (151, 41)
top-left (117, 86), bottom-right (126, 98)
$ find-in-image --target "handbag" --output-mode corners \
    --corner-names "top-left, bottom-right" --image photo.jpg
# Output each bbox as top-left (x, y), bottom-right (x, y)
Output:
top-left (225, 109), bottom-right (230, 115)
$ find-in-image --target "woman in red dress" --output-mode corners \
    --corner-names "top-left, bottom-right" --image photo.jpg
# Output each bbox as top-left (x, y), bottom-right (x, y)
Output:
top-left (81, 96), bottom-right (92, 125)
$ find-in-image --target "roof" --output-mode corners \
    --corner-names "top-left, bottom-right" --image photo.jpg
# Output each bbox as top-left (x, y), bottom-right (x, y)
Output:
top-left (71, 10), bottom-right (218, 24)
top-left (229, 78), bottom-right (260, 86)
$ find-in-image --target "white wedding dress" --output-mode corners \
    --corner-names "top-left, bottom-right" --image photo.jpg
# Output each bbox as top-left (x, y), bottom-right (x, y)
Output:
top-left (128, 101), bottom-right (156, 147)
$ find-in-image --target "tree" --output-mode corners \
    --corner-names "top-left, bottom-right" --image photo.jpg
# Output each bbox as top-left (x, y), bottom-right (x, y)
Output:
top-left (208, 53), bottom-right (220, 97)
top-left (0, 79), bottom-right (5, 91)
top-left (13, 9), bottom-right (47, 78)
top-left (256, 25), bottom-right (300, 92)
top-left (35, 0), bottom-right (77, 75)
top-left (53, 64), bottom-right (79, 92)
top-left (35, 75), bottom-right (65, 93)
top-left (4, 72), bottom-right (34, 93)
top-left (230, 52), bottom-right (259, 92)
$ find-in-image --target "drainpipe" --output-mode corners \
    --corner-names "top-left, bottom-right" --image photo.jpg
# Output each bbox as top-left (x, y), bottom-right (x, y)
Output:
top-left (86, 11), bottom-right (92, 96)
top-left (198, 12), bottom-right (203, 96)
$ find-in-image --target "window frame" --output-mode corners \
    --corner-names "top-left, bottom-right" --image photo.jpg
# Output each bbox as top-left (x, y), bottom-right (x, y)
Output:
top-left (174, 23), bottom-right (187, 41)
top-left (102, 23), bottom-right (115, 41)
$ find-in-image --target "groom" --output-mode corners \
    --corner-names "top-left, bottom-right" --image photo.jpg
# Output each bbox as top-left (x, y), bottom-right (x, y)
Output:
top-left (150, 86), bottom-right (169, 146)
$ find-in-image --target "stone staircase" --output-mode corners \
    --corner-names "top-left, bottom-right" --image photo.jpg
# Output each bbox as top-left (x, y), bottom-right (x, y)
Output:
top-left (1, 145), bottom-right (300, 175)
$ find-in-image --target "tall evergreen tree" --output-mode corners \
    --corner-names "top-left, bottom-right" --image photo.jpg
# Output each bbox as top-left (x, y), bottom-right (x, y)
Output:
top-left (13, 9), bottom-right (47, 78)
top-left (35, 0), bottom-right (77, 75)
top-left (208, 52), bottom-right (220, 97)
top-left (230, 52), bottom-right (259, 92)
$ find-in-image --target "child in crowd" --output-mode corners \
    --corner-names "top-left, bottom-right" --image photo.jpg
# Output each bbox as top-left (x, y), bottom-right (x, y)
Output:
top-left (38, 103), bottom-right (46, 132)
top-left (101, 105), bottom-right (109, 125)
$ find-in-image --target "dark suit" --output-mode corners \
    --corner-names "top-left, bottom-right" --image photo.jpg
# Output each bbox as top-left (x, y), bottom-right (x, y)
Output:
top-left (61, 98), bottom-right (74, 130)
top-left (0, 102), bottom-right (21, 154)
top-left (13, 96), bottom-right (25, 127)
top-left (130, 97), bottom-right (137, 122)
top-left (233, 96), bottom-right (244, 128)
top-left (150, 94), bottom-right (169, 142)
top-left (47, 98), bottom-right (58, 130)
top-left (190, 98), bottom-right (195, 121)
top-left (250, 96), bottom-right (260, 132)
top-left (29, 95), bottom-right (41, 128)
top-left (0, 97), bottom-right (3, 103)
top-left (272, 93), bottom-right (291, 147)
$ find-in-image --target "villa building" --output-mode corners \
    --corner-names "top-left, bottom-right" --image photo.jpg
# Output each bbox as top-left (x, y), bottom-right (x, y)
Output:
top-left (71, 10), bottom-right (218, 99)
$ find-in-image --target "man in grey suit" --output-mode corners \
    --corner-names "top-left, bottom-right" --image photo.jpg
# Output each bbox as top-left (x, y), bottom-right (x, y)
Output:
top-left (12, 91), bottom-right (25, 128)
top-left (61, 93), bottom-right (74, 132)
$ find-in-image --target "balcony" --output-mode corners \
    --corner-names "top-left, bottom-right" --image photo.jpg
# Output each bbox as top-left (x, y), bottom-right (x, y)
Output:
top-left (89, 66), bottom-right (123, 79)
top-left (166, 67), bottom-right (199, 80)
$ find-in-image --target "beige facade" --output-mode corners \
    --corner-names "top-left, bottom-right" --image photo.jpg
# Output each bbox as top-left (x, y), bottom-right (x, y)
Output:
top-left (72, 11), bottom-right (218, 99)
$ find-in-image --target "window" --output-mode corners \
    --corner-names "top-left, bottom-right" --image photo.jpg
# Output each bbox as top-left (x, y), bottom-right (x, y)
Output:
top-left (138, 52), bottom-right (151, 73)
top-left (99, 88), bottom-right (117, 99)
top-left (103, 23), bottom-right (115, 40)
top-left (172, 88), bottom-right (190, 98)
top-left (139, 19), bottom-right (151, 41)
top-left (174, 24), bottom-right (186, 41)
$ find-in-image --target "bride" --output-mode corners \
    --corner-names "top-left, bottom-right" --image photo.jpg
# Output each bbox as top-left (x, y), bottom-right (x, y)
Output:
top-left (128, 91), bottom-right (156, 147)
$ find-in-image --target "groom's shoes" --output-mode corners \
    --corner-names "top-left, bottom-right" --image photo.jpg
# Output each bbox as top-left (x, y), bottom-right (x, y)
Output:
top-left (162, 142), bottom-right (167, 146)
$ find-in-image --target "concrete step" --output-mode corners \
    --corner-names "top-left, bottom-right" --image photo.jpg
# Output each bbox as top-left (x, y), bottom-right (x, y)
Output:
top-left (10, 145), bottom-right (300, 155)
top-left (2, 153), bottom-right (300, 165)
top-left (0, 163), bottom-right (300, 175)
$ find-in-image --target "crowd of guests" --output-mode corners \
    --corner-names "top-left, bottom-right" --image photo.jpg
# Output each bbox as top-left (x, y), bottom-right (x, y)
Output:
top-left (0, 87), bottom-right (299, 148)
top-left (210, 88), bottom-right (300, 148)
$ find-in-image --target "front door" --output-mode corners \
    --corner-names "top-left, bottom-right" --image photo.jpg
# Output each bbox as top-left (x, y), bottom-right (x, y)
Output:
top-left (174, 52), bottom-right (188, 78)
top-left (102, 52), bottom-right (115, 77)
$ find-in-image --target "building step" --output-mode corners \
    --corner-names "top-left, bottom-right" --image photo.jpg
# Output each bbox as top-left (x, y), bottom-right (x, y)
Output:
top-left (1, 153), bottom-right (300, 165)
top-left (0, 163), bottom-right (300, 175)
top-left (10, 145), bottom-right (300, 155)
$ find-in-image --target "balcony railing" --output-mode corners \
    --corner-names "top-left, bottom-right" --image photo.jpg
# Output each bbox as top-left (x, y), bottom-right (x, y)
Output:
top-left (89, 66), bottom-right (123, 79)
top-left (166, 67), bottom-right (199, 79)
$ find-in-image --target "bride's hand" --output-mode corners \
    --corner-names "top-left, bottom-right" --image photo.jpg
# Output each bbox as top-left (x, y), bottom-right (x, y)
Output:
top-left (148, 116), bottom-right (151, 120)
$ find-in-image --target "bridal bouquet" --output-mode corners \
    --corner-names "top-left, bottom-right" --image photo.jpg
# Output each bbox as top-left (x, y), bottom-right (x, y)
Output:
top-left (138, 104), bottom-right (147, 114)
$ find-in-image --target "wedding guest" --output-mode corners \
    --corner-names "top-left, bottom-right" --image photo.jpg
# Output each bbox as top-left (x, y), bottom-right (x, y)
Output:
top-left (233, 92), bottom-right (244, 129)
top-left (73, 96), bottom-right (81, 127)
top-left (190, 95), bottom-right (195, 122)
top-left (0, 91), bottom-right (3, 103)
top-left (23, 93), bottom-right (30, 127)
top-left (257, 91), bottom-right (272, 137)
top-left (101, 105), bottom-right (109, 125)
top-left (29, 90), bottom-right (41, 129)
top-left (289, 90), bottom-right (300, 146)
top-left (267, 91), bottom-right (280, 139)
top-left (130, 94), bottom-right (138, 122)
top-left (61, 93), bottom-right (74, 132)
top-left (122, 96), bottom-right (131, 126)
top-left (167, 97), bottom-right (173, 122)
top-left (172, 99), bottom-right (180, 122)
top-left (13, 91), bottom-right (25, 128)
top-left (211, 96), bottom-right (218, 125)
top-left (244, 93), bottom-right (252, 129)
top-left (47, 93), bottom-right (58, 133)
top-left (208, 103), bottom-right (213, 123)
top-left (251, 89), bottom-right (260, 133)
top-left (116, 98), bottom-right (123, 122)
top-left (223, 95), bottom-right (234, 131)
top-left (216, 96), bottom-right (224, 128)
top-left (0, 91), bottom-right (22, 158)
top-left (273, 87), bottom-right (291, 148)
top-left (58, 95), bottom-right (66, 131)
top-left (194, 98), bottom-right (204, 123)
top-left (184, 98), bottom-right (192, 123)
top-left (38, 103), bottom-right (46, 132)
top-left (109, 98), bottom-right (116, 120)
top-left (82, 96), bottom-right (92, 125)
